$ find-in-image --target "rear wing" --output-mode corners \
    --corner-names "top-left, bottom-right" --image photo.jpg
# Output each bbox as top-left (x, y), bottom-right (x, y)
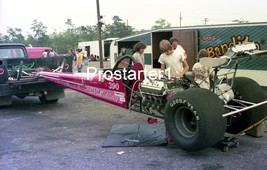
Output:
top-left (224, 42), bottom-right (267, 59)
top-left (200, 43), bottom-right (267, 68)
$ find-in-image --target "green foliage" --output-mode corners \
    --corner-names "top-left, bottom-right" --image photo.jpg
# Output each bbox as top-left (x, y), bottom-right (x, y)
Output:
top-left (7, 27), bottom-right (25, 43)
top-left (1, 16), bottom-right (152, 54)
top-left (25, 34), bottom-right (36, 47)
top-left (30, 19), bottom-right (49, 46)
top-left (135, 29), bottom-right (150, 34)
top-left (151, 18), bottom-right (171, 30)
top-left (77, 25), bottom-right (98, 42)
top-left (0, 27), bottom-right (25, 43)
top-left (65, 19), bottom-right (75, 29)
top-left (103, 16), bottom-right (135, 38)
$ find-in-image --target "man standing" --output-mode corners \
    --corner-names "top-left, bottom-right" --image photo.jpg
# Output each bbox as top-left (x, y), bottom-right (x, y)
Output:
top-left (169, 37), bottom-right (187, 58)
top-left (68, 49), bottom-right (76, 72)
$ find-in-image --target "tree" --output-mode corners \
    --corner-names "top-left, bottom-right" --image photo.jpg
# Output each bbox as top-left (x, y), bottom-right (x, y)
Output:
top-left (151, 18), bottom-right (171, 30)
top-left (135, 29), bottom-right (150, 34)
top-left (103, 16), bottom-right (135, 38)
top-left (25, 34), bottom-right (36, 47)
top-left (232, 18), bottom-right (249, 24)
top-left (65, 19), bottom-right (75, 29)
top-left (30, 19), bottom-right (49, 46)
top-left (77, 25), bottom-right (98, 42)
top-left (0, 16), bottom-right (143, 53)
top-left (6, 27), bottom-right (25, 43)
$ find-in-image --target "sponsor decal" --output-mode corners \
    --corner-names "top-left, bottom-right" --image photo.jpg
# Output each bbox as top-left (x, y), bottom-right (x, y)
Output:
top-left (205, 35), bottom-right (261, 58)
top-left (199, 35), bottom-right (217, 41)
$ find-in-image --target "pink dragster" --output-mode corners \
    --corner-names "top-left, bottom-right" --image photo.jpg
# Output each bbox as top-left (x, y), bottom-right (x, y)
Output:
top-left (37, 44), bottom-right (267, 152)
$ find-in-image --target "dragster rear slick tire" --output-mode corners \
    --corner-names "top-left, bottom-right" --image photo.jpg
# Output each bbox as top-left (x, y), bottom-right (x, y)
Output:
top-left (226, 77), bottom-right (267, 134)
top-left (164, 88), bottom-right (227, 152)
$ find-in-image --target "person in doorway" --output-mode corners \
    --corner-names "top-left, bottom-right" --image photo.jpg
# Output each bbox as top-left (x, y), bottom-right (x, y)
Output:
top-left (76, 48), bottom-right (84, 73)
top-left (158, 40), bottom-right (189, 79)
top-left (132, 42), bottom-right (146, 68)
top-left (169, 37), bottom-right (187, 58)
top-left (83, 48), bottom-right (88, 58)
top-left (191, 49), bottom-right (213, 89)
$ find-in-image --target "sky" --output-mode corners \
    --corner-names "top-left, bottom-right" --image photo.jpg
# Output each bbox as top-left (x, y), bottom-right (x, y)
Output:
top-left (1, 0), bottom-right (267, 35)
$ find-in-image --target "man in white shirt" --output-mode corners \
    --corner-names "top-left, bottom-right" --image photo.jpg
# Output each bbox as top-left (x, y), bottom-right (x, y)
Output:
top-left (169, 37), bottom-right (187, 58)
top-left (158, 40), bottom-right (189, 78)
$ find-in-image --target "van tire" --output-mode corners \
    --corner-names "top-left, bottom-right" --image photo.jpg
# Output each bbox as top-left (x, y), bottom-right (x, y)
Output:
top-left (0, 95), bottom-right (12, 107)
top-left (39, 95), bottom-right (59, 104)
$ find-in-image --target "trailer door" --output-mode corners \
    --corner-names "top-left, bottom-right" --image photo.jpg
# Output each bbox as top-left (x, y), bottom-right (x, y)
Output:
top-left (172, 30), bottom-right (198, 70)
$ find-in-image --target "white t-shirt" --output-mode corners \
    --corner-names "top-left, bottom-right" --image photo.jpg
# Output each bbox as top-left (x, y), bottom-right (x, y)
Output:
top-left (132, 52), bottom-right (145, 67)
top-left (83, 50), bottom-right (88, 57)
top-left (43, 51), bottom-right (48, 57)
top-left (192, 62), bottom-right (213, 89)
top-left (50, 51), bottom-right (55, 57)
top-left (158, 50), bottom-right (185, 77)
top-left (175, 45), bottom-right (185, 54)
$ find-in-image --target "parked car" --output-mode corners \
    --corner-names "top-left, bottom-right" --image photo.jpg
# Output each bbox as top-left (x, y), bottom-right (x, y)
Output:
top-left (26, 47), bottom-right (58, 58)
top-left (88, 55), bottom-right (97, 61)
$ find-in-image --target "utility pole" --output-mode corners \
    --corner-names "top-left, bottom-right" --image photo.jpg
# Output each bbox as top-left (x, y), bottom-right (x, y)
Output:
top-left (203, 18), bottom-right (209, 25)
top-left (179, 12), bottom-right (182, 27)
top-left (96, 0), bottom-right (104, 69)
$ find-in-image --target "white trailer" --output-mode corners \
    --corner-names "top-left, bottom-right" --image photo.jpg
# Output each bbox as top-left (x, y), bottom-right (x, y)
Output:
top-left (78, 38), bottom-right (118, 58)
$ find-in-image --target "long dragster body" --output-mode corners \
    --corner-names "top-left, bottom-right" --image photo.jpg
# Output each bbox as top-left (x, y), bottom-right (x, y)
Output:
top-left (37, 43), bottom-right (267, 151)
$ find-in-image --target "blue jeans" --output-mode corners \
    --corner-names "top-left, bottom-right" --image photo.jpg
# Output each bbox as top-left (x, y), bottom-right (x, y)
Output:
top-left (77, 65), bottom-right (83, 73)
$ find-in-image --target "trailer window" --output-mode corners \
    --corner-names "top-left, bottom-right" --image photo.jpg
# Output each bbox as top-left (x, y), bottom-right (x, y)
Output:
top-left (0, 48), bottom-right (25, 58)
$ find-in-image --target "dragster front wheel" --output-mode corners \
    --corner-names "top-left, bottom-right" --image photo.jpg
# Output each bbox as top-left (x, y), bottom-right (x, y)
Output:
top-left (164, 88), bottom-right (226, 151)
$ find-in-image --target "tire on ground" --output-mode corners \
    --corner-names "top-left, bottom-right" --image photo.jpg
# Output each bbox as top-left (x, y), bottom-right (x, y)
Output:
top-left (39, 95), bottom-right (59, 104)
top-left (164, 88), bottom-right (226, 151)
top-left (0, 95), bottom-right (12, 107)
top-left (226, 77), bottom-right (267, 134)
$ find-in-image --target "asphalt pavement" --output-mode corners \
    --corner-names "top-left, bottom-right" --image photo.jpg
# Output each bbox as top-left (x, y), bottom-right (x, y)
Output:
top-left (0, 61), bottom-right (266, 170)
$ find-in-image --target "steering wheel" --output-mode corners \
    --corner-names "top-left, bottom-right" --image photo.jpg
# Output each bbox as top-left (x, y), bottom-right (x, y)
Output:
top-left (112, 55), bottom-right (136, 73)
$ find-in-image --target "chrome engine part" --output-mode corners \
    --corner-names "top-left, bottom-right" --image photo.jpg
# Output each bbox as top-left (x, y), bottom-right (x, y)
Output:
top-left (140, 77), bottom-right (191, 114)
top-left (140, 79), bottom-right (166, 95)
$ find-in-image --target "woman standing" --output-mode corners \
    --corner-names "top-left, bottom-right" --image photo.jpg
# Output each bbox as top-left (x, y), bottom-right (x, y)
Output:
top-left (132, 42), bottom-right (146, 68)
top-left (76, 48), bottom-right (84, 73)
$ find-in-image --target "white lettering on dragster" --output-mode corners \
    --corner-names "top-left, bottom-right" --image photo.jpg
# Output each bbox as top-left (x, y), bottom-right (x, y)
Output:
top-left (108, 82), bottom-right (119, 90)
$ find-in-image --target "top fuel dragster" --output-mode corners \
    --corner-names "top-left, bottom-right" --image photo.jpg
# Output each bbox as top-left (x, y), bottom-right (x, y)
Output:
top-left (37, 43), bottom-right (267, 151)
